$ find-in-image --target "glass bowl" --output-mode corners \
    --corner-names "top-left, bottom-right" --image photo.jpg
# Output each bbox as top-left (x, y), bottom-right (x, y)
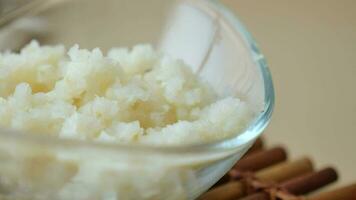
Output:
top-left (0, 0), bottom-right (274, 199)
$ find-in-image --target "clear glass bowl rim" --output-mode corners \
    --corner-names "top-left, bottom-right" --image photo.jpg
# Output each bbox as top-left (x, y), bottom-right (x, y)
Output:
top-left (0, 0), bottom-right (275, 155)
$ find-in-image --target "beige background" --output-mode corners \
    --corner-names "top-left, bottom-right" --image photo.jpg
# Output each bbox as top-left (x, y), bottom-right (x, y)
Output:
top-left (221, 0), bottom-right (356, 186)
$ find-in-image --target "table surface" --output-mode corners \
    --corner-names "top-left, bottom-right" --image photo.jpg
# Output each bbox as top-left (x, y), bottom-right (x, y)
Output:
top-left (222, 0), bottom-right (356, 187)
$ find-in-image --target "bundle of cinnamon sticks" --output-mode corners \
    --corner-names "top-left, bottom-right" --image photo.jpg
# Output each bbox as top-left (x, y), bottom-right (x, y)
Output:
top-left (199, 138), bottom-right (356, 200)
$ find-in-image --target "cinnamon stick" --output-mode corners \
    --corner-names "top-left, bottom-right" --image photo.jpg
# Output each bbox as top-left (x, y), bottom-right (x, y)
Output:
top-left (214, 146), bottom-right (287, 187)
top-left (199, 158), bottom-right (313, 200)
top-left (234, 146), bottom-right (287, 172)
top-left (238, 192), bottom-right (269, 200)
top-left (213, 174), bottom-right (232, 187)
top-left (199, 181), bottom-right (245, 200)
top-left (308, 183), bottom-right (356, 200)
top-left (255, 157), bottom-right (313, 183)
top-left (281, 167), bottom-right (338, 195)
top-left (244, 137), bottom-right (264, 156)
top-left (239, 167), bottom-right (338, 200)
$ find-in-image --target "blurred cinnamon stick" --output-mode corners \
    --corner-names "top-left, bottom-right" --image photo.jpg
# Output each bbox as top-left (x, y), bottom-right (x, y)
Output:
top-left (244, 138), bottom-right (264, 156)
top-left (214, 146), bottom-right (287, 187)
top-left (281, 167), bottom-right (338, 195)
top-left (240, 167), bottom-right (338, 200)
top-left (234, 146), bottom-right (287, 172)
top-left (199, 158), bottom-right (313, 200)
top-left (308, 183), bottom-right (356, 200)
top-left (255, 157), bottom-right (313, 183)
